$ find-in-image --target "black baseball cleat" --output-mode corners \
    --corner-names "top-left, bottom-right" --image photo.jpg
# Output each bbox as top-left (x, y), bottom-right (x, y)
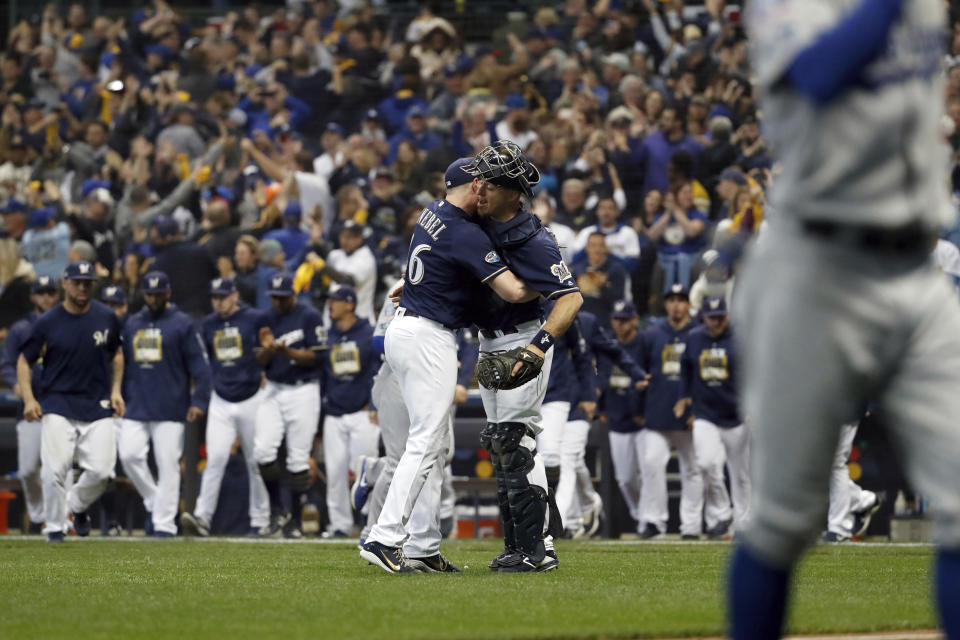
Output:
top-left (406, 553), bottom-right (462, 573)
top-left (488, 546), bottom-right (519, 570)
top-left (260, 510), bottom-right (292, 538)
top-left (822, 531), bottom-right (850, 543)
top-left (180, 512), bottom-right (210, 537)
top-left (359, 541), bottom-right (417, 574)
top-left (640, 523), bottom-right (663, 540)
top-left (47, 531), bottom-right (65, 543)
top-left (852, 492), bottom-right (885, 538)
top-left (282, 520), bottom-right (303, 539)
top-left (681, 534), bottom-right (700, 540)
top-left (72, 511), bottom-right (91, 537)
top-left (706, 519), bottom-right (732, 540)
top-left (498, 550), bottom-right (559, 573)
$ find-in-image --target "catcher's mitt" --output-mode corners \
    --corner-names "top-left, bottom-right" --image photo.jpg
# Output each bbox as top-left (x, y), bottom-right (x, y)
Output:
top-left (476, 347), bottom-right (545, 390)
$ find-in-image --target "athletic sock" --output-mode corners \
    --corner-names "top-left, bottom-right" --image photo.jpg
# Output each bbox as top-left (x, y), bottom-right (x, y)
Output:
top-left (936, 548), bottom-right (960, 638)
top-left (729, 544), bottom-right (791, 640)
top-left (264, 478), bottom-right (282, 511)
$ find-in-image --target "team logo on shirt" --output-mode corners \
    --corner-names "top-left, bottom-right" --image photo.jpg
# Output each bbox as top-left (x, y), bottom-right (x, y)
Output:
top-left (699, 348), bottom-right (729, 383)
top-left (330, 341), bottom-right (361, 376)
top-left (133, 328), bottom-right (163, 362)
top-left (214, 327), bottom-right (242, 362)
top-left (93, 329), bottom-right (110, 347)
top-left (550, 261), bottom-right (572, 282)
top-left (272, 276), bottom-right (284, 289)
top-left (661, 342), bottom-right (685, 377)
top-left (485, 251), bottom-right (501, 264)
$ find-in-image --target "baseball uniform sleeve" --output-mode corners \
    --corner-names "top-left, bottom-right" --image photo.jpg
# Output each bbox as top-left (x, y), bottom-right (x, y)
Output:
top-left (678, 335), bottom-right (694, 399)
top-left (453, 225), bottom-right (508, 283)
top-left (1, 320), bottom-right (29, 387)
top-left (568, 318), bottom-right (599, 404)
top-left (506, 230), bottom-right (579, 300)
top-left (20, 315), bottom-right (49, 365)
top-left (185, 325), bottom-right (213, 409)
top-left (583, 314), bottom-right (646, 381)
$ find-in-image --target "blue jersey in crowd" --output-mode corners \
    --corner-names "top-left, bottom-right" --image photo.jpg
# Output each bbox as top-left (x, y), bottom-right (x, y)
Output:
top-left (261, 302), bottom-right (325, 384)
top-left (2, 312), bottom-right (40, 421)
top-left (399, 199), bottom-right (509, 329)
top-left (20, 302), bottom-right (123, 422)
top-left (579, 311), bottom-right (645, 424)
top-left (679, 325), bottom-right (740, 428)
top-left (201, 304), bottom-right (268, 403)
top-left (598, 332), bottom-right (646, 433)
top-left (476, 210), bottom-right (579, 331)
top-left (322, 317), bottom-right (379, 416)
top-left (122, 304), bottom-right (212, 421)
top-left (639, 319), bottom-right (694, 430)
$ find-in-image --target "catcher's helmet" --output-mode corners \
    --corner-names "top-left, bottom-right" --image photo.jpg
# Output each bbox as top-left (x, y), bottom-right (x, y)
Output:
top-left (463, 140), bottom-right (541, 197)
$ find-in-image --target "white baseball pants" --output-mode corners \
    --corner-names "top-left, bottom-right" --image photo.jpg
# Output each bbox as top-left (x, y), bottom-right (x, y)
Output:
top-left (369, 315), bottom-right (457, 550)
top-left (41, 414), bottom-right (116, 534)
top-left (253, 381), bottom-right (320, 473)
top-left (827, 422), bottom-right (875, 537)
top-left (609, 430), bottom-right (643, 526)
top-left (118, 420), bottom-right (184, 535)
top-left (555, 419), bottom-right (594, 532)
top-left (694, 418), bottom-right (751, 531)
top-left (639, 429), bottom-right (703, 536)
top-left (324, 409), bottom-right (380, 534)
top-left (17, 419), bottom-right (44, 524)
top-left (538, 401), bottom-right (571, 469)
top-left (194, 391), bottom-right (270, 530)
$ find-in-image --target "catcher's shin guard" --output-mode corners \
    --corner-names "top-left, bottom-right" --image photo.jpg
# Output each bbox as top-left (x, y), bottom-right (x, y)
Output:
top-left (493, 422), bottom-right (547, 561)
top-left (481, 422), bottom-right (516, 550)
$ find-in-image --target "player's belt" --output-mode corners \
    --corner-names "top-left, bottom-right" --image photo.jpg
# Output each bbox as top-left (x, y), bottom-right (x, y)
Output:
top-left (399, 309), bottom-right (456, 330)
top-left (802, 219), bottom-right (932, 254)
top-left (479, 327), bottom-right (519, 339)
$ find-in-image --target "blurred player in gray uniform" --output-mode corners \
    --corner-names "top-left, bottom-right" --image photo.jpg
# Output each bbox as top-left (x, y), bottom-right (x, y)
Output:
top-left (734, 1), bottom-right (960, 637)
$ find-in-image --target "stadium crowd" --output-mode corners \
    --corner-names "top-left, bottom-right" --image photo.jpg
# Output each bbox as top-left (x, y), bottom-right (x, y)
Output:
top-left (2, 0), bottom-right (960, 539)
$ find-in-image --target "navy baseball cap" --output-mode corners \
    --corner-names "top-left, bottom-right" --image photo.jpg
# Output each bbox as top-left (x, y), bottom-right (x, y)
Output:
top-left (445, 157), bottom-right (475, 189)
top-left (210, 277), bottom-right (236, 295)
top-left (141, 271), bottom-right (171, 294)
top-left (611, 299), bottom-right (637, 320)
top-left (407, 104), bottom-right (427, 118)
top-left (101, 285), bottom-right (127, 304)
top-left (364, 108), bottom-right (381, 121)
top-left (719, 168), bottom-right (747, 186)
top-left (64, 260), bottom-right (97, 280)
top-left (153, 215), bottom-right (180, 238)
top-left (505, 93), bottom-right (528, 109)
top-left (28, 207), bottom-right (55, 229)
top-left (325, 122), bottom-right (345, 136)
top-left (702, 296), bottom-right (728, 317)
top-left (267, 273), bottom-right (295, 297)
top-left (664, 283), bottom-right (690, 300)
top-left (284, 202), bottom-right (303, 219)
top-left (1, 199), bottom-right (28, 214)
top-left (31, 276), bottom-right (58, 294)
top-left (328, 284), bottom-right (357, 304)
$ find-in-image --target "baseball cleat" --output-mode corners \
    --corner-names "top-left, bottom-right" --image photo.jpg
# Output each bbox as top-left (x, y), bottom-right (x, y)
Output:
top-left (359, 541), bottom-right (417, 574)
top-left (822, 531), bottom-right (850, 543)
top-left (71, 511), bottom-right (91, 537)
top-left (282, 520), bottom-right (303, 539)
top-left (498, 550), bottom-right (559, 573)
top-left (640, 523), bottom-right (663, 540)
top-left (706, 519), bottom-right (732, 540)
top-left (180, 512), bottom-right (210, 537)
top-left (261, 511), bottom-right (292, 538)
top-left (246, 526), bottom-right (263, 538)
top-left (488, 546), bottom-right (519, 570)
top-left (27, 522), bottom-right (44, 535)
top-left (583, 495), bottom-right (604, 537)
top-left (852, 492), bottom-right (884, 539)
top-left (47, 531), bottom-right (65, 543)
top-left (350, 456), bottom-right (374, 510)
top-left (151, 531), bottom-right (175, 538)
top-left (406, 553), bottom-right (462, 573)
top-left (144, 513), bottom-right (154, 537)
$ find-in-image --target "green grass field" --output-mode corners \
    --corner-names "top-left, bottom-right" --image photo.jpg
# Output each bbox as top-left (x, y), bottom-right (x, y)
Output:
top-left (0, 538), bottom-right (937, 640)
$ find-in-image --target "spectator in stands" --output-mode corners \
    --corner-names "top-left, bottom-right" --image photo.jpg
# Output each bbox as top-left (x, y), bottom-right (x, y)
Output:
top-left (151, 215), bottom-right (218, 319)
top-left (635, 105), bottom-right (704, 195)
top-left (571, 232), bottom-right (630, 326)
top-left (232, 235), bottom-right (259, 308)
top-left (558, 178), bottom-right (591, 229)
top-left (197, 198), bottom-right (241, 276)
top-left (386, 105), bottom-right (441, 165)
top-left (0, 237), bottom-right (34, 331)
top-left (255, 238), bottom-right (285, 310)
top-left (532, 195), bottom-right (576, 265)
top-left (325, 221), bottom-right (377, 323)
top-left (647, 182), bottom-right (708, 291)
top-left (495, 94), bottom-right (538, 151)
top-left (573, 196), bottom-right (641, 272)
top-left (264, 202), bottom-right (309, 271)
top-left (20, 207), bottom-right (70, 280)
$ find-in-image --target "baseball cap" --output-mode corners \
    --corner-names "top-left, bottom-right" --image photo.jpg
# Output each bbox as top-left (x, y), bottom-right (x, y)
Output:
top-left (141, 270), bottom-right (171, 294)
top-left (29, 207), bottom-right (56, 229)
top-left (210, 277), bottom-right (236, 295)
top-left (444, 157), bottom-right (475, 189)
top-left (267, 273), bottom-right (295, 297)
top-left (664, 283), bottom-right (689, 300)
top-left (325, 122), bottom-right (345, 136)
top-left (505, 93), bottom-right (529, 110)
top-left (101, 285), bottom-right (127, 304)
top-left (328, 284), bottom-right (357, 304)
top-left (364, 108), bottom-right (381, 121)
top-left (283, 202), bottom-right (303, 219)
top-left (153, 215), bottom-right (180, 238)
top-left (602, 52), bottom-right (631, 73)
top-left (64, 260), bottom-right (97, 280)
top-left (31, 276), bottom-right (58, 294)
top-left (702, 296), bottom-right (728, 317)
top-left (407, 104), bottom-right (427, 119)
top-left (259, 238), bottom-right (284, 263)
top-left (2, 199), bottom-right (28, 215)
top-left (719, 168), bottom-right (747, 186)
top-left (611, 299), bottom-right (637, 320)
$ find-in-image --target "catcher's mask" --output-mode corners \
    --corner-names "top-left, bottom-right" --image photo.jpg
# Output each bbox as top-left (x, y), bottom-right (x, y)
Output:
top-left (464, 140), bottom-right (541, 198)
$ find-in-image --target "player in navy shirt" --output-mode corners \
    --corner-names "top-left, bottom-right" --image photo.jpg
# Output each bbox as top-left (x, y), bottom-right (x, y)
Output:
top-left (635, 283), bottom-right (703, 539)
top-left (676, 296), bottom-right (748, 538)
top-left (253, 273), bottom-right (326, 538)
top-left (98, 283), bottom-right (129, 537)
top-left (182, 277), bottom-right (272, 538)
top-left (321, 285), bottom-right (382, 537)
top-left (363, 158), bottom-right (537, 573)
top-left (1, 276), bottom-right (60, 533)
top-left (17, 261), bottom-right (125, 542)
top-left (118, 271), bottom-right (212, 537)
top-left (600, 300), bottom-right (648, 533)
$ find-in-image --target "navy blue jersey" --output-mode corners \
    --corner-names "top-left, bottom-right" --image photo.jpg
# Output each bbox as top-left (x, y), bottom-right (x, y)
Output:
top-left (2, 312), bottom-right (40, 420)
top-left (544, 312), bottom-right (597, 409)
top-left (322, 317), bottom-right (379, 416)
top-left (456, 329), bottom-right (479, 388)
top-left (680, 325), bottom-right (740, 427)
top-left (598, 333), bottom-right (646, 433)
top-left (122, 304), bottom-right (212, 421)
top-left (261, 302), bottom-right (325, 384)
top-left (399, 199), bottom-right (509, 328)
top-left (475, 212), bottom-right (579, 330)
top-left (20, 302), bottom-right (122, 422)
top-left (578, 311), bottom-right (645, 423)
top-left (201, 304), bottom-right (268, 403)
top-left (639, 319), bottom-right (695, 430)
